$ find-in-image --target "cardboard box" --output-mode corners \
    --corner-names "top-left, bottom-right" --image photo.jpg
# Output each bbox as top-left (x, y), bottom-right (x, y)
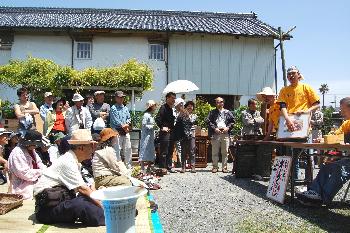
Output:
top-left (323, 134), bottom-right (344, 144)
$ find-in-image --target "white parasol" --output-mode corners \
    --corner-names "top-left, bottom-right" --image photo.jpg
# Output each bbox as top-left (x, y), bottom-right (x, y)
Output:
top-left (162, 80), bottom-right (199, 94)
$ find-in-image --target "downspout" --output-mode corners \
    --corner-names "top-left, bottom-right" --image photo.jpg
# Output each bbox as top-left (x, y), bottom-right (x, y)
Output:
top-left (165, 42), bottom-right (169, 84)
top-left (67, 30), bottom-right (74, 68)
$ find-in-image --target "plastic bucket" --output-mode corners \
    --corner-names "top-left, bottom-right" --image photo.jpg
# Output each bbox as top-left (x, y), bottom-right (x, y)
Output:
top-left (90, 186), bottom-right (147, 233)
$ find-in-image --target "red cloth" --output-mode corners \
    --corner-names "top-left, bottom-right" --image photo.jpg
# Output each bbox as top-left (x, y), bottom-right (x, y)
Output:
top-left (52, 111), bottom-right (66, 132)
top-left (28, 150), bottom-right (38, 169)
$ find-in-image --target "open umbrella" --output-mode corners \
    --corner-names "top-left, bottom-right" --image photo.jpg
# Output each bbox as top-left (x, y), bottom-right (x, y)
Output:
top-left (162, 80), bottom-right (199, 94)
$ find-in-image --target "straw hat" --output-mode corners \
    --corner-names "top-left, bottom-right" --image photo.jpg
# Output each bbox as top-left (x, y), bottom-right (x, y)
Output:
top-left (287, 65), bottom-right (304, 80)
top-left (256, 87), bottom-right (276, 101)
top-left (68, 129), bottom-right (97, 145)
top-left (99, 128), bottom-right (118, 142)
top-left (145, 100), bottom-right (156, 110)
top-left (72, 93), bottom-right (84, 102)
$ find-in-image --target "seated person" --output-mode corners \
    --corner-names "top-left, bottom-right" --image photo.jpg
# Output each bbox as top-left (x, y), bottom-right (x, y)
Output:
top-left (92, 128), bottom-right (131, 189)
top-left (241, 98), bottom-right (264, 138)
top-left (0, 128), bottom-right (13, 184)
top-left (8, 130), bottom-right (46, 199)
top-left (297, 97), bottom-right (350, 205)
top-left (34, 129), bottom-right (104, 226)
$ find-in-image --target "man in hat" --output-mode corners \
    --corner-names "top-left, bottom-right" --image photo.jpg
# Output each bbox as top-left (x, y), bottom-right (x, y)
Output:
top-left (110, 91), bottom-right (132, 168)
top-left (0, 128), bottom-right (13, 184)
top-left (34, 129), bottom-right (104, 226)
top-left (39, 92), bottom-right (54, 121)
top-left (8, 130), bottom-right (46, 199)
top-left (256, 87), bottom-right (280, 141)
top-left (207, 97), bottom-right (235, 173)
top-left (65, 93), bottom-right (93, 136)
top-left (155, 92), bottom-right (177, 173)
top-left (89, 90), bottom-right (110, 132)
top-left (278, 66), bottom-right (320, 179)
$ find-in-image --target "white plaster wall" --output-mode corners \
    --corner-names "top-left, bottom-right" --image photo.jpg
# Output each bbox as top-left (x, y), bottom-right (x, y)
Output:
top-left (73, 36), bottom-right (167, 110)
top-left (4, 34), bottom-right (166, 110)
top-left (11, 35), bottom-right (72, 66)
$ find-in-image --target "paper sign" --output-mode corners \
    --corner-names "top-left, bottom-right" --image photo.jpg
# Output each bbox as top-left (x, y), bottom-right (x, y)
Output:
top-left (266, 156), bottom-right (292, 204)
top-left (277, 113), bottom-right (310, 139)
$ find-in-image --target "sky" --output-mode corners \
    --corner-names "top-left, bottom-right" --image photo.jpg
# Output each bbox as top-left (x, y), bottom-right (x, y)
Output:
top-left (1, 0), bottom-right (349, 107)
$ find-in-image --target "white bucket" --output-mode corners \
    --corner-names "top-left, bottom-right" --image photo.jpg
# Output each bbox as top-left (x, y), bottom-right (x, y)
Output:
top-left (90, 186), bottom-right (147, 233)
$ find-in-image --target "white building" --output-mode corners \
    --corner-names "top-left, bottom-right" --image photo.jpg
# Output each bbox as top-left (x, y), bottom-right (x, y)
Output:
top-left (0, 7), bottom-right (281, 110)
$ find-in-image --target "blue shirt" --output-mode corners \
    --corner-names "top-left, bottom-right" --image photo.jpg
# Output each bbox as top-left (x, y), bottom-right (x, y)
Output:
top-left (39, 103), bottom-right (53, 121)
top-left (109, 104), bottom-right (131, 130)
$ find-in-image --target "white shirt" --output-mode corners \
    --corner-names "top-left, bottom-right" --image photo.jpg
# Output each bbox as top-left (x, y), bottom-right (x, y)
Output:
top-left (33, 150), bottom-right (85, 196)
top-left (216, 109), bottom-right (227, 129)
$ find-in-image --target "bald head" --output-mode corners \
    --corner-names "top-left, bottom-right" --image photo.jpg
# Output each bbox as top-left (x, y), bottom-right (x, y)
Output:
top-left (215, 97), bottom-right (224, 110)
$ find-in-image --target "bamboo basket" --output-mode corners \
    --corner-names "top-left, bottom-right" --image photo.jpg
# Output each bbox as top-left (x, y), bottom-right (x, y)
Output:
top-left (0, 193), bottom-right (24, 215)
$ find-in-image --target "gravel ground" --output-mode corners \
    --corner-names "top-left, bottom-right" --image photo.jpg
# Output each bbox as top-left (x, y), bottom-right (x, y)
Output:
top-left (152, 163), bottom-right (350, 233)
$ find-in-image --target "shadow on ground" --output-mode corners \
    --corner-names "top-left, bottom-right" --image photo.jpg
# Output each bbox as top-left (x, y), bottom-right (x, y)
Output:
top-left (221, 175), bottom-right (350, 232)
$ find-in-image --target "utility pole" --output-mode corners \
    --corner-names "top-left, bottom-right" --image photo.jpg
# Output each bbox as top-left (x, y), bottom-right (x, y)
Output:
top-left (278, 26), bottom-right (296, 87)
top-left (279, 27), bottom-right (287, 87)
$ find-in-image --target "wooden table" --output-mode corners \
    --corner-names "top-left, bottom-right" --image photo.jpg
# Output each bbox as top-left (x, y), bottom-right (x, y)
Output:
top-left (283, 142), bottom-right (350, 205)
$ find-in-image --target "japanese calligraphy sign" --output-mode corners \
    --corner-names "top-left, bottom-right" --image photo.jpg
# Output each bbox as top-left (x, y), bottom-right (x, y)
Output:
top-left (266, 156), bottom-right (292, 204)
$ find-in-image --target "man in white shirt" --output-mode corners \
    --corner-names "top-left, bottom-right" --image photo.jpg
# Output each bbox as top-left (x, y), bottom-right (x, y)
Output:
top-left (65, 93), bottom-right (93, 135)
top-left (207, 97), bottom-right (235, 173)
top-left (34, 129), bottom-right (104, 226)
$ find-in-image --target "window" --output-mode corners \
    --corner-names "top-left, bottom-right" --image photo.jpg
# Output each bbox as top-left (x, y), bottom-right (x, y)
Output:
top-left (149, 44), bottom-right (164, 61)
top-left (76, 41), bottom-right (92, 59)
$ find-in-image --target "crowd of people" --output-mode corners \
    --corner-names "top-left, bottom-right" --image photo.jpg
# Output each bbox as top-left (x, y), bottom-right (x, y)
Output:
top-left (0, 65), bottom-right (349, 226)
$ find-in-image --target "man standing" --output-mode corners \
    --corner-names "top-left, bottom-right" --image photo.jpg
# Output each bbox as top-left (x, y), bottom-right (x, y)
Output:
top-left (241, 98), bottom-right (264, 138)
top-left (34, 129), bottom-right (104, 226)
top-left (39, 92), bottom-right (54, 121)
top-left (89, 91), bottom-right (110, 132)
top-left (110, 91), bottom-right (132, 169)
top-left (155, 92), bottom-right (176, 173)
top-left (278, 66), bottom-right (320, 179)
top-left (207, 97), bottom-right (235, 173)
top-left (65, 93), bottom-right (93, 136)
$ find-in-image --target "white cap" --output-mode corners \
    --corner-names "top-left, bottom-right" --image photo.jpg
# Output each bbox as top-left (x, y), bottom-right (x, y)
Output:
top-left (44, 92), bottom-right (53, 98)
top-left (174, 98), bottom-right (185, 107)
top-left (72, 93), bottom-right (84, 102)
top-left (94, 91), bottom-right (105, 96)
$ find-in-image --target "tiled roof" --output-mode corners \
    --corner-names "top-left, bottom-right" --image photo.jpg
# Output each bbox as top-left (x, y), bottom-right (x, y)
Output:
top-left (0, 7), bottom-right (279, 37)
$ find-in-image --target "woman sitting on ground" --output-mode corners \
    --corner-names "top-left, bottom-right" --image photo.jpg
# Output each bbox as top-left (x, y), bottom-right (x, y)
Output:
top-left (92, 128), bottom-right (131, 189)
top-left (8, 130), bottom-right (46, 199)
top-left (44, 99), bottom-right (67, 139)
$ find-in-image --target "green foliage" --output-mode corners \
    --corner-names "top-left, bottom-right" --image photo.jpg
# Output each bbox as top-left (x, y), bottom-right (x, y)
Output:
top-left (231, 105), bottom-right (248, 136)
top-left (194, 98), bottom-right (215, 129)
top-left (130, 110), bottom-right (144, 129)
top-left (322, 106), bottom-right (335, 134)
top-left (0, 57), bottom-right (154, 103)
top-left (0, 99), bottom-right (16, 119)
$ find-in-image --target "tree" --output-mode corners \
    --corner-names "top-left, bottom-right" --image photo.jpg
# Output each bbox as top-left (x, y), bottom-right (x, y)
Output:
top-left (319, 84), bottom-right (330, 109)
